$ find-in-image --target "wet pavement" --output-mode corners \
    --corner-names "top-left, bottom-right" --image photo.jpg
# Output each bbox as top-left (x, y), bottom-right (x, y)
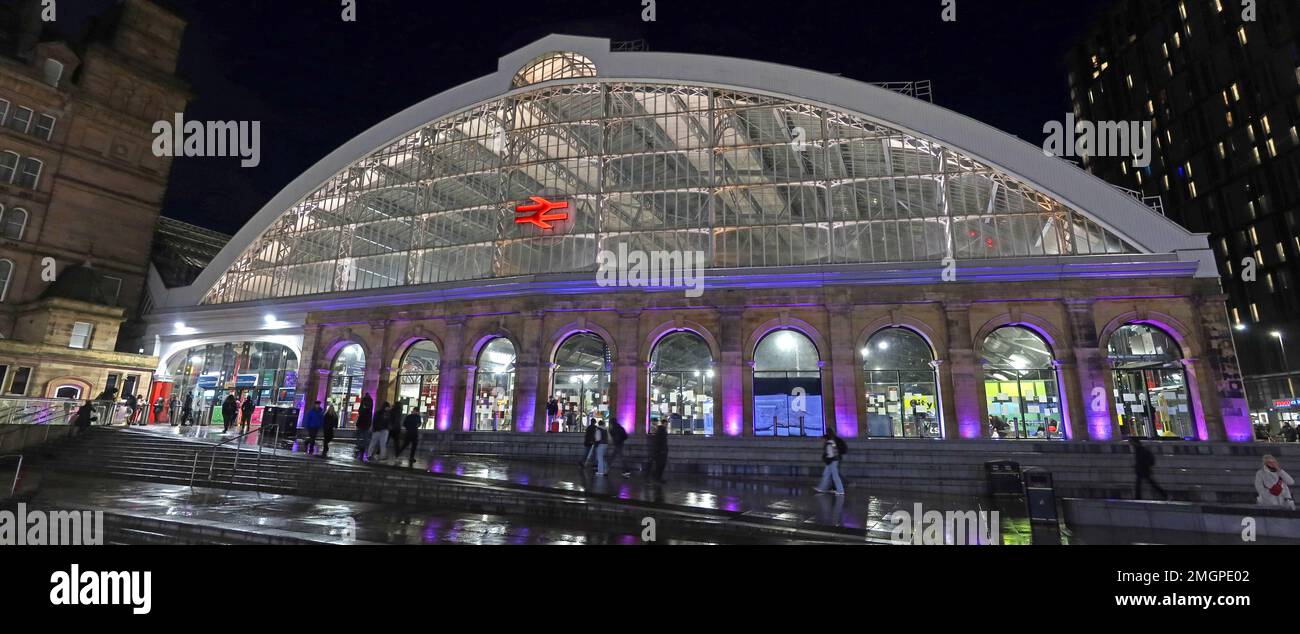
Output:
top-left (126, 424), bottom-right (1016, 543)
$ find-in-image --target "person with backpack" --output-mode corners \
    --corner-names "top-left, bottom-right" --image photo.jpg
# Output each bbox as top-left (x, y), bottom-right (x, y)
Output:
top-left (1255, 454), bottom-right (1295, 510)
top-left (813, 428), bottom-right (848, 495)
top-left (239, 395), bottom-right (255, 435)
top-left (303, 401), bottom-right (324, 455)
top-left (322, 403), bottom-right (340, 456)
top-left (606, 415), bottom-right (630, 477)
top-left (398, 409), bottom-right (423, 466)
top-left (1130, 437), bottom-right (1169, 500)
top-left (355, 393), bottom-right (374, 459)
top-left (221, 394), bottom-right (238, 433)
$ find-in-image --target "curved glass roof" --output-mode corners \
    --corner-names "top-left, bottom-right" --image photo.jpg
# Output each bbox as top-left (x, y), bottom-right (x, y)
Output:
top-left (512, 51), bottom-right (598, 88)
top-left (202, 82), bottom-right (1140, 305)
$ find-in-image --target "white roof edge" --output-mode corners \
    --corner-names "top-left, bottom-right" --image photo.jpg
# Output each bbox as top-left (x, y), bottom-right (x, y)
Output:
top-left (167, 34), bottom-right (1211, 308)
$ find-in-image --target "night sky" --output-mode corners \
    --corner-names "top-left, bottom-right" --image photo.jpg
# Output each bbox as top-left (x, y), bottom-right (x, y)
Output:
top-left (54, 0), bottom-right (1112, 235)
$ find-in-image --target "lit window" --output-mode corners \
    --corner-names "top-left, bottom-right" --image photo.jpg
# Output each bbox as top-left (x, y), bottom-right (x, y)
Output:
top-left (1250, 227), bottom-right (1259, 246)
top-left (69, 322), bottom-right (93, 349)
top-left (1232, 307), bottom-right (1241, 325)
top-left (1178, 1), bottom-right (1186, 20)
top-left (1189, 181), bottom-right (1197, 198)
top-left (1266, 273), bottom-right (1275, 293)
top-left (511, 52), bottom-right (598, 88)
top-left (1278, 243), bottom-right (1288, 263)
top-left (1238, 26), bottom-right (1249, 46)
top-left (1252, 147), bottom-right (1262, 164)
top-left (1231, 83), bottom-right (1241, 102)
top-left (1255, 249), bottom-right (1265, 265)
top-left (1263, 115), bottom-right (1272, 134)
top-left (1251, 303), bottom-right (1260, 322)
top-left (1214, 0), bottom-right (1223, 12)
top-left (1217, 141), bottom-right (1226, 158)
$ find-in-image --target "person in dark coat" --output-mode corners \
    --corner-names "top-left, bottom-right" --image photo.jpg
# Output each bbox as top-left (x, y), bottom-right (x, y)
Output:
top-left (221, 394), bottom-right (238, 433)
top-left (813, 428), bottom-right (848, 495)
top-left (398, 409), bottom-right (423, 466)
top-left (153, 397), bottom-right (165, 425)
top-left (580, 418), bottom-right (598, 467)
top-left (125, 393), bottom-right (140, 425)
top-left (367, 403), bottom-right (392, 461)
top-left (73, 400), bottom-right (97, 430)
top-left (546, 397), bottom-right (559, 432)
top-left (648, 422), bottom-right (669, 483)
top-left (322, 404), bottom-right (339, 456)
top-left (239, 396), bottom-right (255, 435)
top-left (355, 393), bottom-right (374, 459)
top-left (182, 393), bottom-right (194, 426)
top-left (303, 401), bottom-right (324, 455)
top-left (1130, 437), bottom-right (1170, 500)
top-left (607, 416), bottom-right (630, 477)
top-left (388, 402), bottom-right (404, 456)
top-left (167, 395), bottom-right (178, 426)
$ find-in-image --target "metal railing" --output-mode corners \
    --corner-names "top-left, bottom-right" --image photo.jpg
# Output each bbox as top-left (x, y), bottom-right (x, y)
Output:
top-left (188, 424), bottom-right (280, 492)
top-left (1, 454), bottom-right (21, 498)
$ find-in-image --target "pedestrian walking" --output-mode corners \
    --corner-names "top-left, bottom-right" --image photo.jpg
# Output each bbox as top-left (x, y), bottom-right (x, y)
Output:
top-left (73, 400), bottom-right (97, 430)
top-left (580, 418), bottom-right (598, 467)
top-left (221, 394), bottom-right (238, 433)
top-left (593, 420), bottom-right (609, 476)
top-left (323, 403), bottom-right (339, 456)
top-left (182, 393), bottom-right (194, 426)
top-left (303, 401), bottom-right (324, 455)
top-left (153, 397), bottom-right (164, 425)
top-left (167, 395), bottom-right (178, 426)
top-left (546, 397), bottom-right (559, 432)
top-left (355, 393), bottom-right (374, 459)
top-left (1130, 437), bottom-right (1170, 500)
top-left (648, 422), bottom-right (669, 483)
top-left (398, 409), bottom-right (423, 466)
top-left (813, 428), bottom-right (848, 495)
top-left (1255, 454), bottom-right (1295, 510)
top-left (239, 395), bottom-right (255, 435)
top-left (367, 402), bottom-right (391, 461)
top-left (606, 416), bottom-right (630, 477)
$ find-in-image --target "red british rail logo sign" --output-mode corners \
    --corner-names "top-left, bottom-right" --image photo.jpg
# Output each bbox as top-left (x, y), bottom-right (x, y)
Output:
top-left (515, 196), bottom-right (569, 230)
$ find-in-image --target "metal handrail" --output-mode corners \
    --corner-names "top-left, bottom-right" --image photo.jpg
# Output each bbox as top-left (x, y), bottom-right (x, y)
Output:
top-left (1, 454), bottom-right (22, 498)
top-left (188, 424), bottom-right (280, 492)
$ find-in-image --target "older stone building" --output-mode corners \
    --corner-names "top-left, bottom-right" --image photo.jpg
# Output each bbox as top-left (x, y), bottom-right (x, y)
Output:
top-left (141, 36), bottom-right (1250, 444)
top-left (0, 0), bottom-right (189, 399)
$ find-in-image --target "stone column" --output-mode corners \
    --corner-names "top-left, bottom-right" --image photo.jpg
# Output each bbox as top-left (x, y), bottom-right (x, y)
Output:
top-left (535, 362), bottom-right (557, 433)
top-left (366, 320), bottom-right (390, 402)
top-left (436, 317), bottom-right (467, 432)
top-left (512, 312), bottom-right (545, 433)
top-left (613, 310), bottom-right (642, 435)
top-left (461, 364), bottom-right (478, 432)
top-left (314, 368), bottom-right (331, 412)
top-left (944, 302), bottom-right (983, 439)
top-left (1184, 357), bottom-right (1226, 442)
top-left (932, 359), bottom-right (960, 440)
top-left (1192, 294), bottom-right (1249, 441)
top-left (827, 305), bottom-right (860, 437)
top-left (1064, 299), bottom-right (1112, 441)
top-left (718, 307), bottom-right (746, 437)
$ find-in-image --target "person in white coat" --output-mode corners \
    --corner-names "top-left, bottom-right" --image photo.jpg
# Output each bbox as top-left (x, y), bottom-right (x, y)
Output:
top-left (1254, 455), bottom-right (1295, 510)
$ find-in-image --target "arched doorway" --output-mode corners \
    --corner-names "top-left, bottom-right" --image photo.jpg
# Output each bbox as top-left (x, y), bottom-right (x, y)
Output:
top-left (863, 327), bottom-right (941, 438)
top-left (1108, 324), bottom-right (1195, 439)
top-left (473, 338), bottom-right (516, 432)
top-left (397, 341), bottom-right (440, 429)
top-left (549, 333), bottom-right (610, 433)
top-left (330, 343), bottom-right (366, 428)
top-left (980, 327), bottom-right (1063, 439)
top-left (753, 329), bottom-right (823, 437)
top-left (648, 331), bottom-right (714, 435)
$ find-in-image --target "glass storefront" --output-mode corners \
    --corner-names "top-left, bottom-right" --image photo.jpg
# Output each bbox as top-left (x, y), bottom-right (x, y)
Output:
top-left (473, 338), bottom-right (516, 431)
top-left (863, 328), bottom-right (940, 438)
top-left (163, 341), bottom-right (299, 425)
top-left (397, 341), bottom-right (439, 428)
top-left (329, 344), bottom-right (366, 428)
top-left (1108, 324), bottom-right (1195, 439)
top-left (753, 329), bottom-right (823, 437)
top-left (548, 333), bottom-right (610, 433)
top-left (648, 331), bottom-right (714, 435)
top-left (981, 327), bottom-right (1063, 439)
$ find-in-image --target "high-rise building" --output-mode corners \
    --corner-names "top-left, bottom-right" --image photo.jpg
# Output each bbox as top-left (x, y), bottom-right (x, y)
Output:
top-left (1066, 0), bottom-right (1300, 429)
top-left (0, 0), bottom-right (190, 400)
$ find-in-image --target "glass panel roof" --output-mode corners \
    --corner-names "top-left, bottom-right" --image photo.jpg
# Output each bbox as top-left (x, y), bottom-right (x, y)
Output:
top-left (203, 83), bottom-right (1142, 305)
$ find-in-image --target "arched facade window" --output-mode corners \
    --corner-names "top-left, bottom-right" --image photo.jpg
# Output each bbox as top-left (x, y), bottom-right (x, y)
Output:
top-left (981, 327), bottom-right (1063, 439)
top-left (0, 151), bottom-right (16, 183)
top-left (512, 51), bottom-right (598, 88)
top-left (0, 258), bottom-right (13, 302)
top-left (55, 385), bottom-right (81, 399)
top-left (473, 338), bottom-right (516, 431)
top-left (1108, 324), bottom-right (1195, 439)
top-left (649, 331), bottom-right (714, 435)
top-left (16, 157), bottom-right (41, 189)
top-left (753, 329), bottom-right (823, 437)
top-left (164, 341), bottom-right (300, 425)
top-left (862, 328), bottom-right (940, 438)
top-left (2, 207), bottom-right (26, 240)
top-left (330, 343), bottom-right (366, 427)
top-left (548, 333), bottom-right (610, 433)
top-left (397, 341), bottom-right (440, 428)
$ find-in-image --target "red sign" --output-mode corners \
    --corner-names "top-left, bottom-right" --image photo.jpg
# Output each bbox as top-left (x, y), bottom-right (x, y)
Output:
top-left (515, 196), bottom-right (569, 230)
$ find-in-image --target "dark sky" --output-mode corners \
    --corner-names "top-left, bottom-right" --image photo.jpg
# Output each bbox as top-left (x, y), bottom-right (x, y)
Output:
top-left (58, 0), bottom-right (1113, 235)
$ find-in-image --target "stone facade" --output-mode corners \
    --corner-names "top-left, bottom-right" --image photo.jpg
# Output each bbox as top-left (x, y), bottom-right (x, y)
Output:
top-left (292, 274), bottom-right (1251, 442)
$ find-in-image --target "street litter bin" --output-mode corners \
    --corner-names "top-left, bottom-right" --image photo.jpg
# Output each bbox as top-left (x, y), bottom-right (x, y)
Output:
top-left (985, 459), bottom-right (1022, 497)
top-left (1022, 467), bottom-right (1058, 524)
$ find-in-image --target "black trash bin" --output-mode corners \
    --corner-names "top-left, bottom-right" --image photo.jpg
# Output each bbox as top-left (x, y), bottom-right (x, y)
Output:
top-left (278, 407), bottom-right (300, 443)
top-left (985, 459), bottom-right (1022, 497)
top-left (1022, 467), bottom-right (1058, 523)
top-left (259, 408), bottom-right (283, 446)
